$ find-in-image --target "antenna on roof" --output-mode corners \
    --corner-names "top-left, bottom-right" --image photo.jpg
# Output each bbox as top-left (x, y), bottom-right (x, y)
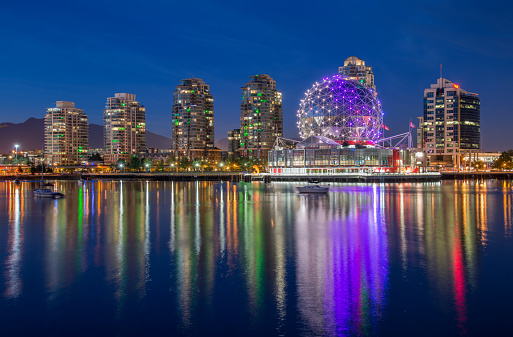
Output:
top-left (439, 64), bottom-right (443, 88)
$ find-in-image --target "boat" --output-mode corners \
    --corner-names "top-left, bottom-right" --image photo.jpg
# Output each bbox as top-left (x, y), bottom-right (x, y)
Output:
top-left (33, 149), bottom-right (64, 198)
top-left (297, 184), bottom-right (329, 194)
top-left (34, 188), bottom-right (64, 198)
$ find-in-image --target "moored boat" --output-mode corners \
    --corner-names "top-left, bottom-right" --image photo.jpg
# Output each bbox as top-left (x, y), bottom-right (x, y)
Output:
top-left (297, 185), bottom-right (329, 194)
top-left (34, 188), bottom-right (64, 198)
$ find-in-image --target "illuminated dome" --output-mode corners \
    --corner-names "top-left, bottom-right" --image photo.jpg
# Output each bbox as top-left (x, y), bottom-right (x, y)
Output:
top-left (297, 74), bottom-right (384, 142)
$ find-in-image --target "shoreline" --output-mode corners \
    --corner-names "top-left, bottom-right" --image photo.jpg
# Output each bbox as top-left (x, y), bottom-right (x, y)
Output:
top-left (2, 171), bottom-right (512, 182)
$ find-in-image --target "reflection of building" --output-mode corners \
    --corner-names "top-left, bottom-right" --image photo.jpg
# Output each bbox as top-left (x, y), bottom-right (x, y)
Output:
top-left (44, 101), bottom-right (88, 166)
top-left (338, 56), bottom-right (375, 90)
top-left (103, 93), bottom-right (146, 164)
top-left (418, 78), bottom-right (480, 167)
top-left (227, 129), bottom-right (241, 156)
top-left (171, 78), bottom-right (216, 160)
top-left (240, 75), bottom-right (283, 159)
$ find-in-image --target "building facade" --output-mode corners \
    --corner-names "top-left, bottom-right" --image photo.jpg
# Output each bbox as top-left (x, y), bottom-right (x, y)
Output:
top-left (240, 74), bottom-right (283, 159)
top-left (338, 56), bottom-right (375, 90)
top-left (171, 78), bottom-right (215, 160)
top-left (227, 129), bottom-right (241, 156)
top-left (44, 101), bottom-right (88, 166)
top-left (103, 93), bottom-right (146, 164)
top-left (419, 78), bottom-right (480, 167)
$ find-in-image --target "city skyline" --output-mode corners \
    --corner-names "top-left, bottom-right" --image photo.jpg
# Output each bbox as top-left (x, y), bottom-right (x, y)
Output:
top-left (1, 1), bottom-right (512, 151)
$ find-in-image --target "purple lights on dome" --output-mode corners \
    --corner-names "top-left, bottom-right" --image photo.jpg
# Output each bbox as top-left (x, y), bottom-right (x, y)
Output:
top-left (297, 74), bottom-right (383, 142)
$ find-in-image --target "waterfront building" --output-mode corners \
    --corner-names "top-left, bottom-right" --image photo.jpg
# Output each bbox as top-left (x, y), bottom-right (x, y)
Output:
top-left (44, 101), bottom-right (88, 166)
top-left (338, 56), bottom-right (375, 90)
top-left (240, 74), bottom-right (283, 159)
top-left (227, 129), bottom-right (241, 156)
top-left (418, 78), bottom-right (480, 167)
top-left (171, 78), bottom-right (216, 160)
top-left (269, 73), bottom-right (414, 175)
top-left (103, 93), bottom-right (146, 165)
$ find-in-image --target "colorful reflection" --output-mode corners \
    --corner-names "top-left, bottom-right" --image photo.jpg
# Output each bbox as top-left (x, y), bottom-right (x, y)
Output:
top-left (0, 180), bottom-right (512, 335)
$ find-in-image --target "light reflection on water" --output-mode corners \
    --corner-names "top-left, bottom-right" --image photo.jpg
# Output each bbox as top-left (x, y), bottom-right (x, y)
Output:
top-left (0, 180), bottom-right (512, 336)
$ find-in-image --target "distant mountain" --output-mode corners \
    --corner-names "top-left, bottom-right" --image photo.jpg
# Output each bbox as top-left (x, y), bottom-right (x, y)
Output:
top-left (215, 138), bottom-right (228, 151)
top-left (0, 118), bottom-right (171, 153)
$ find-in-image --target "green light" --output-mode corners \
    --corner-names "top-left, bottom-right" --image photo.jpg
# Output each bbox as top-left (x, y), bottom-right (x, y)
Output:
top-left (244, 132), bottom-right (248, 136)
top-left (255, 110), bottom-right (259, 113)
top-left (113, 140), bottom-right (118, 143)
top-left (122, 103), bottom-right (126, 106)
top-left (191, 90), bottom-right (195, 93)
top-left (187, 108), bottom-right (190, 112)
top-left (258, 93), bottom-right (262, 96)
top-left (175, 121), bottom-right (178, 125)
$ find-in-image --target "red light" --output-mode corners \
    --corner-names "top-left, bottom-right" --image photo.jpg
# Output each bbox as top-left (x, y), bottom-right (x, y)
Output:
top-left (453, 84), bottom-right (459, 89)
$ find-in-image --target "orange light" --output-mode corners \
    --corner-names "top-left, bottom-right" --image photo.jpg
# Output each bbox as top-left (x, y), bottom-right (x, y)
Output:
top-left (453, 84), bottom-right (459, 89)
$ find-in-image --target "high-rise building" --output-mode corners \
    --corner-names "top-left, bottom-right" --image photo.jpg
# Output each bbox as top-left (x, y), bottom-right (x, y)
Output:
top-left (419, 78), bottom-right (480, 167)
top-left (171, 78), bottom-right (215, 160)
top-left (227, 129), bottom-right (241, 156)
top-left (44, 101), bottom-right (88, 166)
top-left (103, 93), bottom-right (146, 164)
top-left (240, 74), bottom-right (283, 159)
top-left (339, 56), bottom-right (375, 90)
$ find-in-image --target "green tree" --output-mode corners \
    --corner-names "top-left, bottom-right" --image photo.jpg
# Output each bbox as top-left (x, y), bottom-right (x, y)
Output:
top-left (178, 158), bottom-right (192, 171)
top-left (492, 150), bottom-right (513, 170)
top-left (128, 156), bottom-right (143, 171)
top-left (116, 159), bottom-right (126, 172)
top-left (88, 152), bottom-right (103, 162)
top-left (143, 158), bottom-right (153, 172)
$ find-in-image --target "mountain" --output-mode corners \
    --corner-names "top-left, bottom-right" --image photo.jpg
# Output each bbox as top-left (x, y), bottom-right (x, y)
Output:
top-left (215, 138), bottom-right (228, 151)
top-left (0, 118), bottom-right (171, 153)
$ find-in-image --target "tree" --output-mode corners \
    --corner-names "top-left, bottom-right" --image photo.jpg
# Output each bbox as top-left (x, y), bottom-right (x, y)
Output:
top-left (491, 150), bottom-right (513, 170)
top-left (128, 156), bottom-right (143, 171)
top-left (178, 158), bottom-right (192, 171)
top-left (88, 152), bottom-right (103, 162)
top-left (116, 159), bottom-right (126, 171)
top-left (142, 158), bottom-right (153, 171)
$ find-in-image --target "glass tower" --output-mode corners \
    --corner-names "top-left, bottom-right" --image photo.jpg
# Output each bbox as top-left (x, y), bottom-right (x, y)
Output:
top-left (420, 78), bottom-right (480, 167)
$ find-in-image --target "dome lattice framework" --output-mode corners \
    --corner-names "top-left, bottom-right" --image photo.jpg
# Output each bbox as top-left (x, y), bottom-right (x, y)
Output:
top-left (297, 74), bottom-right (384, 142)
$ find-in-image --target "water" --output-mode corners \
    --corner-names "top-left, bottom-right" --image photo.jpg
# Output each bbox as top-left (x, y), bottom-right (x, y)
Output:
top-left (1, 180), bottom-right (512, 336)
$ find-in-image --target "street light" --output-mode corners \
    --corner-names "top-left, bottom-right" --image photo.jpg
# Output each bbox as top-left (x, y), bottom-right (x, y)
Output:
top-left (145, 163), bottom-right (150, 172)
top-left (119, 163), bottom-right (124, 173)
top-left (15, 144), bottom-right (19, 166)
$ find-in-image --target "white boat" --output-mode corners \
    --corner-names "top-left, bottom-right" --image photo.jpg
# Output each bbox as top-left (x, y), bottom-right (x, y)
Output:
top-left (297, 185), bottom-right (329, 194)
top-left (34, 188), bottom-right (64, 198)
top-left (33, 149), bottom-right (64, 198)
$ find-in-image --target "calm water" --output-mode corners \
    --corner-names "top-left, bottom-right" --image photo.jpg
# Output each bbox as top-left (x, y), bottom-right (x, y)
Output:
top-left (1, 180), bottom-right (512, 336)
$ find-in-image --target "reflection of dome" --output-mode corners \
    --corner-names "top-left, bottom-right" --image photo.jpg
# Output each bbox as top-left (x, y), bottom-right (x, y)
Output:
top-left (297, 74), bottom-right (383, 142)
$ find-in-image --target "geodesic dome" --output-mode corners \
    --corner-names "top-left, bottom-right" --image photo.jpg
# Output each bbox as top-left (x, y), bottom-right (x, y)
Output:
top-left (297, 74), bottom-right (384, 142)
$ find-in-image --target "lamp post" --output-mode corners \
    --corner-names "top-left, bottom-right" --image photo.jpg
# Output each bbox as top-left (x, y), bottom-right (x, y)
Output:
top-left (195, 163), bottom-right (199, 172)
top-left (15, 144), bottom-right (19, 166)
top-left (145, 163), bottom-right (150, 173)
top-left (119, 163), bottom-right (124, 173)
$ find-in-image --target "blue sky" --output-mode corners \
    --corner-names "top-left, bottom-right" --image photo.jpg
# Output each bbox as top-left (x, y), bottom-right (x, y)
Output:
top-left (1, 0), bottom-right (511, 150)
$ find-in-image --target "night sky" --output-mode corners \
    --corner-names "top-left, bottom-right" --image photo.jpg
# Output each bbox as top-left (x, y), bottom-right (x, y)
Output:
top-left (1, 0), bottom-right (511, 151)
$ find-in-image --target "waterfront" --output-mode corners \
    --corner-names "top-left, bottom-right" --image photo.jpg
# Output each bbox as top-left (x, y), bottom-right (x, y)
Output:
top-left (1, 180), bottom-right (512, 336)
